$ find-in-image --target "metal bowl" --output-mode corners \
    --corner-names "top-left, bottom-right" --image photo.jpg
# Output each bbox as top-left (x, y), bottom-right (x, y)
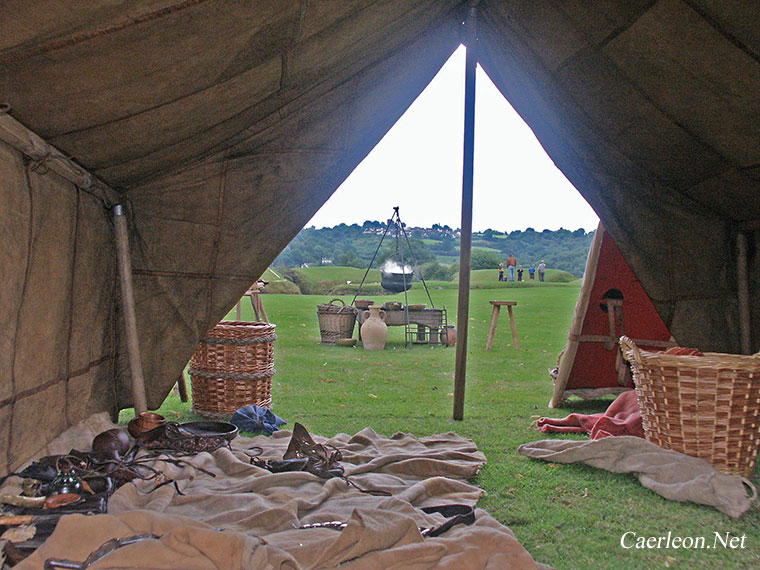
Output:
top-left (179, 421), bottom-right (238, 442)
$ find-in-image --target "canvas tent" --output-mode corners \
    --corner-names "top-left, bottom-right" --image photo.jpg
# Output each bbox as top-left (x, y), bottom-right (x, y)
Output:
top-left (2, 1), bottom-right (760, 474)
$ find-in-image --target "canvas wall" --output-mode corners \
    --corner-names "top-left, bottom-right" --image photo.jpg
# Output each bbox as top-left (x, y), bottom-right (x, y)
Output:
top-left (0, 138), bottom-right (118, 475)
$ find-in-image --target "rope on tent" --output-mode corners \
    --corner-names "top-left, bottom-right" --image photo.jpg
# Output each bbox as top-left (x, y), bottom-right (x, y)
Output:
top-left (0, 111), bottom-right (120, 208)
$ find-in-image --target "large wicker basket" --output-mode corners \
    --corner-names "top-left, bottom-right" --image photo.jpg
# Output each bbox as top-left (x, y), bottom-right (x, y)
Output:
top-left (620, 336), bottom-right (760, 477)
top-left (316, 298), bottom-right (357, 344)
top-left (189, 321), bottom-right (276, 419)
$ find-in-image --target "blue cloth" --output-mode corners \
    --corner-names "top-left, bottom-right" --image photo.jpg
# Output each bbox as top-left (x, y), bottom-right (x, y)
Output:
top-left (231, 405), bottom-right (287, 435)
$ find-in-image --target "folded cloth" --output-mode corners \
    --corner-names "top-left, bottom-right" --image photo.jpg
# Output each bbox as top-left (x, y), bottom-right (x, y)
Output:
top-left (230, 405), bottom-right (287, 434)
top-left (536, 390), bottom-right (643, 439)
top-left (518, 436), bottom-right (758, 518)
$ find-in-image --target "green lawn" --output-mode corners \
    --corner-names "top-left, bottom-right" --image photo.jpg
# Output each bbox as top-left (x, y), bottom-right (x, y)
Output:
top-left (133, 284), bottom-right (759, 569)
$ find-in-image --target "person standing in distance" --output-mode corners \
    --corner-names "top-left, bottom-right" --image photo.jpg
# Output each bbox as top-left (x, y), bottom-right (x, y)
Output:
top-left (506, 254), bottom-right (517, 282)
top-left (538, 260), bottom-right (546, 282)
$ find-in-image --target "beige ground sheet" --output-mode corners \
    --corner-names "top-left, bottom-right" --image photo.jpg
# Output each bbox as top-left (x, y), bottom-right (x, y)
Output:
top-left (518, 437), bottom-right (757, 518)
top-left (17, 414), bottom-right (541, 569)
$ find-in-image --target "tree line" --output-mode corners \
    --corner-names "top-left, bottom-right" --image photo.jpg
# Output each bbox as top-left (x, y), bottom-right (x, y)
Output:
top-left (274, 222), bottom-right (594, 277)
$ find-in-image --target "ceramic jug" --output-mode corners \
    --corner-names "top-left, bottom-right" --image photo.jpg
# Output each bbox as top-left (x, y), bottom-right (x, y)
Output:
top-left (440, 325), bottom-right (457, 347)
top-left (360, 305), bottom-right (388, 350)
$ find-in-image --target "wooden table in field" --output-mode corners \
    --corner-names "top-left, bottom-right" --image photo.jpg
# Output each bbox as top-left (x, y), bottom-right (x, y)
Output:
top-left (486, 301), bottom-right (519, 350)
top-left (356, 307), bottom-right (444, 345)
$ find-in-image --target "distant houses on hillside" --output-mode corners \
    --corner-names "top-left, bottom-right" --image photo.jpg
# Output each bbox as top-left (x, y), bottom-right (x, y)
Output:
top-left (362, 225), bottom-right (459, 238)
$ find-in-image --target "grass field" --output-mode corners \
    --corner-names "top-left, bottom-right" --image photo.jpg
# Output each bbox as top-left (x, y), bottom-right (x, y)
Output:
top-left (131, 282), bottom-right (759, 569)
top-left (290, 265), bottom-right (578, 294)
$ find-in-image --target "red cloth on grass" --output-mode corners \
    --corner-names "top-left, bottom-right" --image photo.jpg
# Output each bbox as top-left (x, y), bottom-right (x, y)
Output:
top-left (537, 390), bottom-right (643, 439)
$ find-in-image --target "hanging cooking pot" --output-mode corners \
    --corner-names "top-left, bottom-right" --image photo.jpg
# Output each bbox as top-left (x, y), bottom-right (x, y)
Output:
top-left (381, 270), bottom-right (414, 293)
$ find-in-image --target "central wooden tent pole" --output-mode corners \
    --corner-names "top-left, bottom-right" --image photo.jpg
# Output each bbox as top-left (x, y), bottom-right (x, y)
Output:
top-left (113, 204), bottom-right (148, 414)
top-left (453, 5), bottom-right (478, 420)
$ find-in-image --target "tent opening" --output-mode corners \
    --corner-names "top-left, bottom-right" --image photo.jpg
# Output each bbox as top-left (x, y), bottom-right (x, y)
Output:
top-left (307, 44), bottom-right (598, 235)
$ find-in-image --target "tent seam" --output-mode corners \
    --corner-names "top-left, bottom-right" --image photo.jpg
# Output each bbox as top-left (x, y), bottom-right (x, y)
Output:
top-left (204, 160), bottom-right (228, 333)
top-left (0, 355), bottom-right (113, 412)
top-left (0, 0), bottom-right (213, 64)
top-left (7, 159), bottom-right (35, 471)
top-left (681, 0), bottom-right (760, 64)
top-left (62, 186), bottom-right (81, 427)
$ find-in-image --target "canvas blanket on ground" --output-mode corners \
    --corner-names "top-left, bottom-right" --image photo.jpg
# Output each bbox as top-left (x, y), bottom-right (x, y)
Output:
top-left (536, 390), bottom-right (643, 439)
top-left (15, 414), bottom-right (542, 569)
top-left (518, 436), bottom-right (757, 518)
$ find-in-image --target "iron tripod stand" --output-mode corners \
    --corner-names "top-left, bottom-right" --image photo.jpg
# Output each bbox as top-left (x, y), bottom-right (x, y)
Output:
top-left (352, 207), bottom-right (446, 347)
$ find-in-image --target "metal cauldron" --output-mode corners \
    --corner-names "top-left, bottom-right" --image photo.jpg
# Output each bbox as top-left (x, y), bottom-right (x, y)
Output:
top-left (381, 270), bottom-right (414, 293)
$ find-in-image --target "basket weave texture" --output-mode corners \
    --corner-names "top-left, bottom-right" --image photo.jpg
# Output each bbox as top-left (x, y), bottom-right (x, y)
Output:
top-left (620, 336), bottom-right (760, 477)
top-left (317, 298), bottom-right (357, 344)
top-left (189, 321), bottom-right (276, 419)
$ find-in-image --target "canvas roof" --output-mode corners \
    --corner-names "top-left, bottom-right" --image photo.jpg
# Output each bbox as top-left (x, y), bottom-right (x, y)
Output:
top-left (1, 1), bottom-right (759, 466)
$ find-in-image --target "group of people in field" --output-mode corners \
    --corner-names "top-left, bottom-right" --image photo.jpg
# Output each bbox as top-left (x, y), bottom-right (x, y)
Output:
top-left (498, 255), bottom-right (546, 282)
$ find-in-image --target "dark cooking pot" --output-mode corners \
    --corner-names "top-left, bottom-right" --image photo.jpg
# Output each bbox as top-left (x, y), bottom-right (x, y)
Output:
top-left (381, 271), bottom-right (414, 293)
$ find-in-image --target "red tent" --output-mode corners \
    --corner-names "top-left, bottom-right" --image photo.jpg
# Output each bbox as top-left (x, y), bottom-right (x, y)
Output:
top-left (550, 224), bottom-right (675, 407)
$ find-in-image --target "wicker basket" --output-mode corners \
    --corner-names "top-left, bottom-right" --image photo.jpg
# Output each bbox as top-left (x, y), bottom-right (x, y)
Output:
top-left (189, 321), bottom-right (276, 419)
top-left (620, 336), bottom-right (760, 477)
top-left (317, 298), bottom-right (357, 344)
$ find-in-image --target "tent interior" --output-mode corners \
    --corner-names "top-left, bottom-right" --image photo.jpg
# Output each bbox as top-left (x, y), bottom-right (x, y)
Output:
top-left (2, 0), bottom-right (759, 558)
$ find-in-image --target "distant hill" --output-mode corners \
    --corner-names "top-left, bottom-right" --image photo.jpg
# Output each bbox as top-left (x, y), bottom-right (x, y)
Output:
top-left (274, 222), bottom-right (594, 277)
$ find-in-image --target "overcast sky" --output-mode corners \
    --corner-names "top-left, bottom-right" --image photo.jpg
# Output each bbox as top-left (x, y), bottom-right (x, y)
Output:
top-left (307, 45), bottom-right (599, 233)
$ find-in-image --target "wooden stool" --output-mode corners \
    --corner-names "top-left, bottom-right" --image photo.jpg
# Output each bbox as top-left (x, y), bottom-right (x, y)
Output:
top-left (486, 301), bottom-right (519, 350)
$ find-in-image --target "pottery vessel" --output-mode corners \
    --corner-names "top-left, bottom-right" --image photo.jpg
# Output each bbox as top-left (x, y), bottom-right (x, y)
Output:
top-left (360, 305), bottom-right (388, 350)
top-left (92, 428), bottom-right (130, 456)
top-left (128, 411), bottom-right (166, 438)
top-left (440, 325), bottom-right (457, 347)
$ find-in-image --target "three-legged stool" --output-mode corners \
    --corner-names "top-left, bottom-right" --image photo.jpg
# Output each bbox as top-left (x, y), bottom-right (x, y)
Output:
top-left (486, 301), bottom-right (519, 350)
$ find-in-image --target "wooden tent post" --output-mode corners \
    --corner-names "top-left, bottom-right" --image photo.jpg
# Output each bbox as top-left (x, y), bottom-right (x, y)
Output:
top-left (453, 5), bottom-right (478, 421)
top-left (549, 222), bottom-right (605, 408)
top-left (113, 205), bottom-right (148, 414)
top-left (737, 231), bottom-right (751, 354)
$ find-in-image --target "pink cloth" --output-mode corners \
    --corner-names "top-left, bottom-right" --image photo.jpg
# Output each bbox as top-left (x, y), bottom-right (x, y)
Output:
top-left (537, 390), bottom-right (644, 439)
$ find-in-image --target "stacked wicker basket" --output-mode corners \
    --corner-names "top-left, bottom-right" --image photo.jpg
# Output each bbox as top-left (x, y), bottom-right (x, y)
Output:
top-left (189, 320), bottom-right (276, 419)
top-left (620, 336), bottom-right (760, 477)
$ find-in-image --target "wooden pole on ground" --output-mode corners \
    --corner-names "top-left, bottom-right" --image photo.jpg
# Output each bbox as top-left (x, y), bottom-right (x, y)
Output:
top-left (453, 6), bottom-right (478, 421)
top-left (737, 231), bottom-right (751, 354)
top-left (176, 374), bottom-right (188, 403)
top-left (113, 204), bottom-right (148, 414)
